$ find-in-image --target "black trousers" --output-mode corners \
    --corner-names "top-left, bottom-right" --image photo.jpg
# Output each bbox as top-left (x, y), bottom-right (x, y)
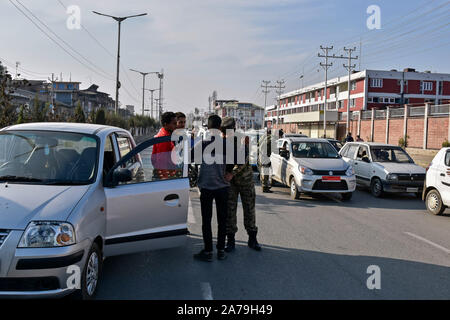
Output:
top-left (199, 187), bottom-right (229, 252)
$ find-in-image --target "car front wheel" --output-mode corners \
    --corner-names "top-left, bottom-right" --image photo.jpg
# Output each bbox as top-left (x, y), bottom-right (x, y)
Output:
top-left (370, 178), bottom-right (383, 197)
top-left (74, 242), bottom-right (102, 300)
top-left (425, 189), bottom-right (446, 216)
top-left (290, 178), bottom-right (301, 200)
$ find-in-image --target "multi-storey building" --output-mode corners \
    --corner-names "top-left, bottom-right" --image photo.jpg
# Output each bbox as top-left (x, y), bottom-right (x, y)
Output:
top-left (266, 68), bottom-right (450, 137)
top-left (215, 99), bottom-right (264, 130)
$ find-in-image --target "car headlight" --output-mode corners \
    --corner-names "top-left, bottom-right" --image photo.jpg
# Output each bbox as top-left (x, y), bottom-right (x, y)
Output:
top-left (18, 221), bottom-right (76, 248)
top-left (300, 166), bottom-right (313, 176)
top-left (387, 173), bottom-right (398, 181)
top-left (346, 166), bottom-right (355, 176)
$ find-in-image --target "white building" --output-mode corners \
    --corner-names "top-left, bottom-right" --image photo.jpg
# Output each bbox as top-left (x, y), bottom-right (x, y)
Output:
top-left (215, 100), bottom-right (264, 130)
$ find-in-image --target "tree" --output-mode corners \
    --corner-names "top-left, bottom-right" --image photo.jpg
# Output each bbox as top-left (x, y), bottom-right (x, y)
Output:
top-left (0, 62), bottom-right (18, 127)
top-left (31, 96), bottom-right (49, 122)
top-left (72, 101), bottom-right (86, 123)
top-left (94, 108), bottom-right (106, 124)
top-left (16, 105), bottom-right (28, 124)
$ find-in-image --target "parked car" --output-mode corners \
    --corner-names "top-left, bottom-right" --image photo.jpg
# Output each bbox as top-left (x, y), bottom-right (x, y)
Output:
top-left (423, 147), bottom-right (450, 215)
top-left (327, 139), bottom-right (344, 152)
top-left (0, 123), bottom-right (189, 298)
top-left (284, 133), bottom-right (308, 138)
top-left (339, 142), bottom-right (425, 197)
top-left (270, 137), bottom-right (356, 200)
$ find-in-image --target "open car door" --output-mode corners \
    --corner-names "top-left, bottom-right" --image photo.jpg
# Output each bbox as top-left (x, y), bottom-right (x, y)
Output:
top-left (103, 135), bottom-right (189, 257)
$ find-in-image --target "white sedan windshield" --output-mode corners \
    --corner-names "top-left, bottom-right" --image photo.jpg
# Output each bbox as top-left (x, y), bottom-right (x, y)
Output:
top-left (0, 130), bottom-right (98, 185)
top-left (291, 142), bottom-right (340, 159)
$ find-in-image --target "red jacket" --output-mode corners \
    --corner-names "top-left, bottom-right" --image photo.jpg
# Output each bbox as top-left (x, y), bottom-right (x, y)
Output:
top-left (151, 127), bottom-right (175, 170)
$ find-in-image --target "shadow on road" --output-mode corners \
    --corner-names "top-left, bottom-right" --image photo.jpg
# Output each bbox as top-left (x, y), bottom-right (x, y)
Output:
top-left (96, 234), bottom-right (450, 300)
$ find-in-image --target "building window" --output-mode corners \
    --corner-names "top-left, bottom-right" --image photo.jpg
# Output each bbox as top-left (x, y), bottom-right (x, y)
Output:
top-left (373, 97), bottom-right (379, 103)
top-left (368, 97), bottom-right (373, 103)
top-left (351, 81), bottom-right (356, 91)
top-left (350, 99), bottom-right (355, 107)
top-left (370, 78), bottom-right (383, 88)
top-left (421, 81), bottom-right (433, 92)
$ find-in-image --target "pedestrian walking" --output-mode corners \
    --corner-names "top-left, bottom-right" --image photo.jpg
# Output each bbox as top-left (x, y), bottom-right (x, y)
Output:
top-left (356, 135), bottom-right (364, 142)
top-left (345, 132), bottom-right (354, 142)
top-left (193, 115), bottom-right (233, 262)
top-left (221, 117), bottom-right (261, 252)
top-left (258, 129), bottom-right (273, 193)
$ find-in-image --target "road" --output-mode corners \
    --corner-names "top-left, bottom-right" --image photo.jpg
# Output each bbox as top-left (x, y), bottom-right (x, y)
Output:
top-left (95, 178), bottom-right (450, 299)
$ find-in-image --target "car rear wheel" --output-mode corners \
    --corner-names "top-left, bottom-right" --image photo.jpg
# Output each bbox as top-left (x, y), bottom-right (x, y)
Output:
top-left (370, 178), bottom-right (383, 198)
top-left (290, 178), bottom-right (301, 200)
top-left (425, 189), bottom-right (446, 216)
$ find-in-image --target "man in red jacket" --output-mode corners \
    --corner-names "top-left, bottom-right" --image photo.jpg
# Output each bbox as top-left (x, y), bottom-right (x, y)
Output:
top-left (151, 112), bottom-right (178, 180)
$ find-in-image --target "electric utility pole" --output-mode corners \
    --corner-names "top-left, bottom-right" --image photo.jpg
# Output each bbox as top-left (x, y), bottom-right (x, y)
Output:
top-left (318, 45), bottom-right (333, 138)
top-left (333, 47), bottom-right (359, 134)
top-left (145, 88), bottom-right (158, 118)
top-left (275, 80), bottom-right (285, 130)
top-left (158, 70), bottom-right (164, 122)
top-left (261, 80), bottom-right (272, 110)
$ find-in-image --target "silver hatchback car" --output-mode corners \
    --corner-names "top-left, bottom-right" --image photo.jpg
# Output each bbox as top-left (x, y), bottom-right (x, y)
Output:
top-left (0, 123), bottom-right (189, 298)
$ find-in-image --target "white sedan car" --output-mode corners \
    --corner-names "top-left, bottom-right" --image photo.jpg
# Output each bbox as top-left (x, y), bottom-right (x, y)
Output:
top-left (423, 147), bottom-right (450, 215)
top-left (0, 123), bottom-right (189, 299)
top-left (339, 142), bottom-right (426, 197)
top-left (270, 138), bottom-right (356, 200)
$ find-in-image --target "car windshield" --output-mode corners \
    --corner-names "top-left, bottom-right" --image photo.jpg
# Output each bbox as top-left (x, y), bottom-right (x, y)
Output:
top-left (0, 130), bottom-right (98, 185)
top-left (291, 142), bottom-right (340, 159)
top-left (370, 147), bottom-right (413, 163)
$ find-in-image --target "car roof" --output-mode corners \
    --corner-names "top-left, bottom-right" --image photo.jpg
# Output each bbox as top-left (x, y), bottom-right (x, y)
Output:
top-left (282, 137), bottom-right (329, 143)
top-left (2, 122), bottom-right (126, 136)
top-left (345, 142), bottom-right (401, 148)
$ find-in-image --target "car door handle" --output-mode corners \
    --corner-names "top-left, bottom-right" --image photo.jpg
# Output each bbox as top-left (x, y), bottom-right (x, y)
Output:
top-left (354, 162), bottom-right (358, 165)
top-left (164, 194), bottom-right (180, 207)
top-left (440, 173), bottom-right (445, 177)
top-left (164, 194), bottom-right (179, 201)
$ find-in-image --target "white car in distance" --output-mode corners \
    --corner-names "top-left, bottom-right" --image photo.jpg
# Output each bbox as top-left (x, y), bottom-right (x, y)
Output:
top-left (423, 147), bottom-right (450, 215)
top-left (339, 142), bottom-right (426, 197)
top-left (270, 138), bottom-right (356, 200)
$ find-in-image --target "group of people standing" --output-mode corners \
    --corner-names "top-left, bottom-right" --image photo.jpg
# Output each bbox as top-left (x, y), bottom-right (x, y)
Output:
top-left (152, 112), bottom-right (261, 262)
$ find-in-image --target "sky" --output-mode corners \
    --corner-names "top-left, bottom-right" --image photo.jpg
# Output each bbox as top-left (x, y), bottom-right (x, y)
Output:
top-left (0, 0), bottom-right (449, 115)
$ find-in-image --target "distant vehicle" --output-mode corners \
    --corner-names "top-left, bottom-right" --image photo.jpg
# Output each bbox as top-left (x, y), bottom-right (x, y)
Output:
top-left (340, 142), bottom-right (425, 197)
top-left (0, 123), bottom-right (189, 298)
top-left (327, 139), bottom-right (344, 152)
top-left (270, 137), bottom-right (356, 200)
top-left (284, 133), bottom-right (308, 138)
top-left (423, 147), bottom-right (450, 215)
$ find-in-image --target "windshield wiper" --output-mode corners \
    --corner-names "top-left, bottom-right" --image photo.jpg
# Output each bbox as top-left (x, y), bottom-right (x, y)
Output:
top-left (43, 180), bottom-right (88, 185)
top-left (0, 175), bottom-right (44, 182)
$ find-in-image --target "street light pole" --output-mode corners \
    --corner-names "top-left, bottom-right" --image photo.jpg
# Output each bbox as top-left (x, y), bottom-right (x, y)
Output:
top-left (92, 11), bottom-right (147, 115)
top-left (145, 88), bottom-right (159, 118)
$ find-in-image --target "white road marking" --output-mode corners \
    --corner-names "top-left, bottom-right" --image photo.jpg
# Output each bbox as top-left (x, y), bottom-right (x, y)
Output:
top-left (404, 232), bottom-right (450, 254)
top-left (188, 199), bottom-right (196, 224)
top-left (200, 282), bottom-right (213, 300)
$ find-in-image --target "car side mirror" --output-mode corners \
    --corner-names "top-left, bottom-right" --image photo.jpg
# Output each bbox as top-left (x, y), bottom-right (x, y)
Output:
top-left (279, 150), bottom-right (290, 159)
top-left (106, 168), bottom-right (132, 187)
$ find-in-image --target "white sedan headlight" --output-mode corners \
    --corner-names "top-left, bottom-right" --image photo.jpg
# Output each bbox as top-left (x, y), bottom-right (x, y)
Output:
top-left (300, 166), bottom-right (313, 176)
top-left (346, 166), bottom-right (355, 176)
top-left (387, 173), bottom-right (398, 181)
top-left (18, 221), bottom-right (76, 248)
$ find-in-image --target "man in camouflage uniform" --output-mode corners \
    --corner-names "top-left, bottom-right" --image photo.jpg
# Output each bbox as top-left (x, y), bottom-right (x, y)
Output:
top-left (258, 129), bottom-right (273, 193)
top-left (221, 117), bottom-right (261, 252)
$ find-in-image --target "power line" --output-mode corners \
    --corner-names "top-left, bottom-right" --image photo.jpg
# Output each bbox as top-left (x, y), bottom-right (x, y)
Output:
top-left (15, 0), bottom-right (114, 80)
top-left (8, 0), bottom-right (114, 82)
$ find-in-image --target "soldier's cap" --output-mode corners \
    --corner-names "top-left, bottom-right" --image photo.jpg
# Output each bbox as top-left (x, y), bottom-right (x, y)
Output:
top-left (221, 117), bottom-right (236, 129)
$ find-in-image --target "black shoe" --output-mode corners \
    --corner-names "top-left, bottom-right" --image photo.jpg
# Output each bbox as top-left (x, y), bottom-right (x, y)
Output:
top-left (225, 234), bottom-right (235, 253)
top-left (262, 189), bottom-right (273, 193)
top-left (193, 249), bottom-right (213, 262)
top-left (248, 231), bottom-right (262, 251)
top-left (217, 250), bottom-right (227, 260)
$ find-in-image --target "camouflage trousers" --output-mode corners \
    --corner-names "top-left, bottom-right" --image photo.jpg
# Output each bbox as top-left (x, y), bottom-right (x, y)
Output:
top-left (260, 166), bottom-right (272, 189)
top-left (226, 182), bottom-right (258, 235)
